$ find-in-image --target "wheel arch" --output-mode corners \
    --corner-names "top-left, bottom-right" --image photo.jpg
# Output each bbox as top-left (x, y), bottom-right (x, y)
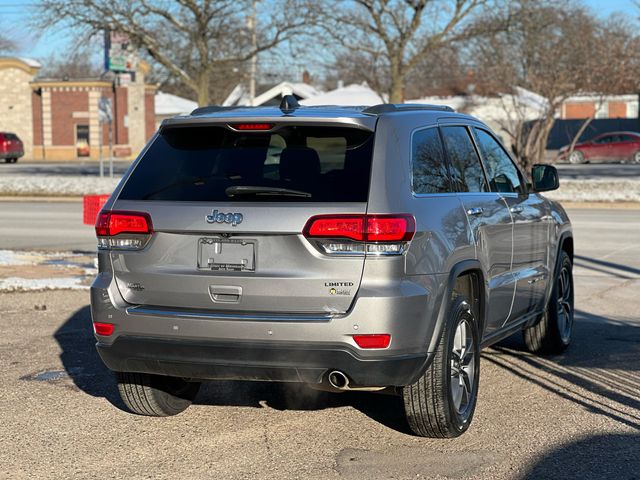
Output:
top-left (427, 260), bottom-right (487, 355)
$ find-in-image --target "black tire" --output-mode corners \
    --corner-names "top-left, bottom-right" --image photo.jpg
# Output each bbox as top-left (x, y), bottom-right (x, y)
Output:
top-left (402, 295), bottom-right (480, 438)
top-left (523, 250), bottom-right (574, 354)
top-left (116, 371), bottom-right (201, 416)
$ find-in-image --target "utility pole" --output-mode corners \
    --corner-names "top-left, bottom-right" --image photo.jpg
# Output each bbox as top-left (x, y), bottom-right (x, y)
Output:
top-left (248, 0), bottom-right (258, 106)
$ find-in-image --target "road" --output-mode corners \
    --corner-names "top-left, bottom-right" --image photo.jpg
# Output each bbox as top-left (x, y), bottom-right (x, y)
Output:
top-left (0, 206), bottom-right (639, 479)
top-left (0, 160), bottom-right (131, 177)
top-left (0, 201), bottom-right (96, 251)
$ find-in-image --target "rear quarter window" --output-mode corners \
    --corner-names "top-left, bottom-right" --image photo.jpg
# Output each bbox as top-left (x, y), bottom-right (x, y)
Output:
top-left (411, 127), bottom-right (451, 194)
top-left (118, 125), bottom-right (374, 202)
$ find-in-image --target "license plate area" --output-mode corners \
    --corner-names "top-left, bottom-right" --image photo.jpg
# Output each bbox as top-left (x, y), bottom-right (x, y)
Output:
top-left (198, 238), bottom-right (255, 272)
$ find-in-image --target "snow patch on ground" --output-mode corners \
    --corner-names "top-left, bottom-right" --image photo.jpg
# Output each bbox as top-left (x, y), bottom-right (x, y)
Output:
top-left (0, 250), bottom-right (96, 292)
top-left (0, 175), bottom-right (120, 196)
top-left (545, 180), bottom-right (640, 203)
top-left (0, 276), bottom-right (88, 292)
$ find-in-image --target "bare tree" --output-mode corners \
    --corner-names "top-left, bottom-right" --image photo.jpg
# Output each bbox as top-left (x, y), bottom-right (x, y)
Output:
top-left (38, 50), bottom-right (104, 79)
top-left (565, 17), bottom-right (640, 157)
top-left (34, 0), bottom-right (313, 106)
top-left (318, 0), bottom-right (489, 103)
top-left (470, 0), bottom-right (615, 170)
top-left (0, 33), bottom-right (15, 53)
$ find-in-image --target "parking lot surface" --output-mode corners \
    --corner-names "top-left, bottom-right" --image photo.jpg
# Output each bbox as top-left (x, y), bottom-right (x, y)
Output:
top-left (0, 207), bottom-right (639, 479)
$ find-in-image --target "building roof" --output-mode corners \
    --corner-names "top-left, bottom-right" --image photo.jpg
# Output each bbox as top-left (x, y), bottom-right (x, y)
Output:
top-left (155, 91), bottom-right (198, 116)
top-left (0, 57), bottom-right (41, 75)
top-left (223, 81), bottom-right (321, 107)
top-left (300, 83), bottom-right (385, 106)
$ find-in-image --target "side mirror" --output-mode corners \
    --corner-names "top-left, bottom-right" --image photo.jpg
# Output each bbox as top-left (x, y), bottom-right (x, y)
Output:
top-left (531, 164), bottom-right (559, 192)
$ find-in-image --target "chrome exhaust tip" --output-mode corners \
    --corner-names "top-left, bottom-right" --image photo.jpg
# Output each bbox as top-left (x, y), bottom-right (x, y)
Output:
top-left (328, 370), bottom-right (349, 390)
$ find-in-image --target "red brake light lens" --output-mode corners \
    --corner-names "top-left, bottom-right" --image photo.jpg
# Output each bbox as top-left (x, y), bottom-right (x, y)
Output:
top-left (353, 334), bottom-right (391, 349)
top-left (95, 211), bottom-right (152, 237)
top-left (93, 322), bottom-right (114, 336)
top-left (303, 214), bottom-right (415, 242)
top-left (366, 215), bottom-right (415, 242)
top-left (230, 123), bottom-right (275, 131)
top-left (304, 215), bottom-right (365, 241)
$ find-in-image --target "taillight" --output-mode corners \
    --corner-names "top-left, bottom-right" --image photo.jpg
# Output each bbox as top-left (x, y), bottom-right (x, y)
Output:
top-left (353, 334), bottom-right (391, 349)
top-left (95, 211), bottom-right (152, 250)
top-left (303, 214), bottom-right (415, 256)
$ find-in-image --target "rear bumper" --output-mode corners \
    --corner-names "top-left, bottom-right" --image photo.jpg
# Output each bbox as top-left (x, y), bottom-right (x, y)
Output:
top-left (0, 150), bottom-right (23, 159)
top-left (97, 335), bottom-right (431, 386)
top-left (91, 262), bottom-right (447, 387)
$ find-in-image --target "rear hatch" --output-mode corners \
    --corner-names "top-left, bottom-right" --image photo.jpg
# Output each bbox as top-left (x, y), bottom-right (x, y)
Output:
top-left (108, 122), bottom-right (375, 314)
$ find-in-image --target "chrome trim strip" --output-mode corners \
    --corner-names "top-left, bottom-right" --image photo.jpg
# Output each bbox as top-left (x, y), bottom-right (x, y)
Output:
top-left (126, 306), bottom-right (335, 322)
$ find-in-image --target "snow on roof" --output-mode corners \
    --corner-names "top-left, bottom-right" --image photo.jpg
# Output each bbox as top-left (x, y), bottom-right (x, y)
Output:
top-left (223, 81), bottom-right (321, 106)
top-left (300, 83), bottom-right (384, 106)
top-left (155, 91), bottom-right (198, 116)
top-left (16, 57), bottom-right (41, 68)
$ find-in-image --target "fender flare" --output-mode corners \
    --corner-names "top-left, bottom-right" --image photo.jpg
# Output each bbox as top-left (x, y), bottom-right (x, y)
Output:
top-left (407, 260), bottom-right (487, 384)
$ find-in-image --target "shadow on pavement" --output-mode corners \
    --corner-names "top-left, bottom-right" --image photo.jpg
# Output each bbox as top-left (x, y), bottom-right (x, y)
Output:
top-left (54, 304), bottom-right (411, 433)
top-left (487, 309), bottom-right (640, 430)
top-left (574, 254), bottom-right (640, 279)
top-left (53, 305), bottom-right (126, 410)
top-left (522, 433), bottom-right (640, 480)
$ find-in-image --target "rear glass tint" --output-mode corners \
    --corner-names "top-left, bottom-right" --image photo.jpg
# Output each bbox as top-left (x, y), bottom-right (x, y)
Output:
top-left (119, 125), bottom-right (374, 202)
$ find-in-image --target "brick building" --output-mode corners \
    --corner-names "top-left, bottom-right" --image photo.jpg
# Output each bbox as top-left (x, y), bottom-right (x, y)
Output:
top-left (0, 57), bottom-right (156, 161)
top-left (561, 94), bottom-right (639, 120)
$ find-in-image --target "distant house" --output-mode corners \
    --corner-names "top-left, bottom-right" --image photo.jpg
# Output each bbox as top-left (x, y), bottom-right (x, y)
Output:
top-left (155, 91), bottom-right (198, 129)
top-left (0, 57), bottom-right (156, 161)
top-left (301, 83), bottom-right (385, 106)
top-left (223, 81), bottom-right (320, 107)
top-left (560, 94), bottom-right (639, 120)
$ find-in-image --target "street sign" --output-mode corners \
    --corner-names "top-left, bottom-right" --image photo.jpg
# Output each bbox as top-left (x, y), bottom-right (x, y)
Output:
top-left (104, 31), bottom-right (137, 72)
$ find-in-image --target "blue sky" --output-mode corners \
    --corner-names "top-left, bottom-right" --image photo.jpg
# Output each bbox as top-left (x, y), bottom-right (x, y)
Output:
top-left (0, 0), bottom-right (637, 59)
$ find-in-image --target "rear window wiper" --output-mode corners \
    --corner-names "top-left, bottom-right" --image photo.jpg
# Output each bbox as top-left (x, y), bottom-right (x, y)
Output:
top-left (225, 186), bottom-right (312, 198)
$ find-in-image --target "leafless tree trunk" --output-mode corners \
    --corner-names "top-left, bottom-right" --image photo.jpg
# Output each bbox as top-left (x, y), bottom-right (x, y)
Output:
top-left (33, 0), bottom-right (313, 106)
top-left (319, 0), bottom-right (489, 103)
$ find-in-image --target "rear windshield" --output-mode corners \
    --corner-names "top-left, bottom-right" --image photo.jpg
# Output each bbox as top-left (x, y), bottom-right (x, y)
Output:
top-left (118, 125), bottom-right (374, 202)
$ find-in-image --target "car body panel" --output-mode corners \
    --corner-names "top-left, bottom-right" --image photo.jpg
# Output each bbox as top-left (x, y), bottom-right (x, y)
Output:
top-left (92, 104), bottom-right (572, 387)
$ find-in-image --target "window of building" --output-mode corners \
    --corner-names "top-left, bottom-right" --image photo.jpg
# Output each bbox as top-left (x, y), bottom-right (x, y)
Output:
top-left (440, 126), bottom-right (487, 193)
top-left (473, 128), bottom-right (524, 194)
top-left (411, 127), bottom-right (450, 194)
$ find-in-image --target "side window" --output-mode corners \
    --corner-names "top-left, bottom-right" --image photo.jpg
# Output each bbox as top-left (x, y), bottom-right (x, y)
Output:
top-left (440, 126), bottom-right (487, 193)
top-left (474, 128), bottom-right (524, 194)
top-left (411, 127), bottom-right (450, 194)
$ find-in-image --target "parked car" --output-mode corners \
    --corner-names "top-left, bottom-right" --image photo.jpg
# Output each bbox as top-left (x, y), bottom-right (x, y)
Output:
top-left (558, 131), bottom-right (640, 164)
top-left (0, 132), bottom-right (24, 163)
top-left (91, 97), bottom-right (573, 438)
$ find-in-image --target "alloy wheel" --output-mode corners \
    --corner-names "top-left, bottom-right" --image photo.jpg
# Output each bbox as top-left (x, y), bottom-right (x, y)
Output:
top-left (450, 316), bottom-right (476, 416)
top-left (556, 264), bottom-right (573, 343)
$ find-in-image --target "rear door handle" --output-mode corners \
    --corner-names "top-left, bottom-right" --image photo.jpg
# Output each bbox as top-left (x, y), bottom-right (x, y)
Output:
top-left (466, 207), bottom-right (484, 216)
top-left (510, 206), bottom-right (524, 214)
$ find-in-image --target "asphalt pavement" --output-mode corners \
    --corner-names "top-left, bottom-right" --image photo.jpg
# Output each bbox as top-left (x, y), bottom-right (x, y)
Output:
top-left (0, 206), bottom-right (638, 479)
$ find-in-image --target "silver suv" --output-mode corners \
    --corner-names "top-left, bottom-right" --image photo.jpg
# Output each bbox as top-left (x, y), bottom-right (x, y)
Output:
top-left (91, 98), bottom-right (573, 438)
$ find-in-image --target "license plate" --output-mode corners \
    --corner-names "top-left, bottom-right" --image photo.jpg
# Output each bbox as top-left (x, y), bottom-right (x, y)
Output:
top-left (198, 238), bottom-right (255, 271)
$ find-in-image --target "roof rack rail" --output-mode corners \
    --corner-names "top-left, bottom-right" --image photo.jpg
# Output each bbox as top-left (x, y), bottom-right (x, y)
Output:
top-left (190, 105), bottom-right (244, 115)
top-left (363, 103), bottom-right (454, 114)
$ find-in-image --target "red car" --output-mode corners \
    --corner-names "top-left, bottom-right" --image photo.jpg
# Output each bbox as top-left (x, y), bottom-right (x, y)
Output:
top-left (558, 131), bottom-right (640, 164)
top-left (0, 132), bottom-right (24, 163)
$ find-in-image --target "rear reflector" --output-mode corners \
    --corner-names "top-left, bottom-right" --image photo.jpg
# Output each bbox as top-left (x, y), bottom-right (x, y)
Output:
top-left (93, 322), bottom-right (114, 336)
top-left (95, 211), bottom-right (152, 237)
top-left (230, 123), bottom-right (275, 131)
top-left (353, 334), bottom-right (391, 349)
top-left (303, 214), bottom-right (415, 242)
